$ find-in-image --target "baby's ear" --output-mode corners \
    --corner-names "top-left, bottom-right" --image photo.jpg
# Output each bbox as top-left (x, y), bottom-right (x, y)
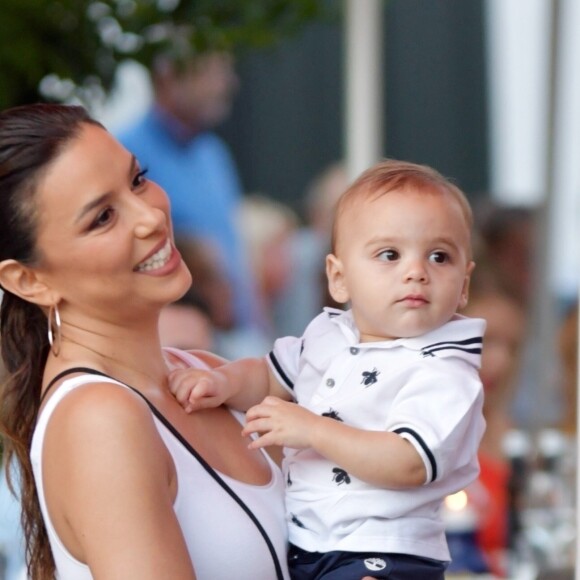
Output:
top-left (458, 260), bottom-right (476, 309)
top-left (325, 254), bottom-right (350, 304)
top-left (0, 259), bottom-right (59, 307)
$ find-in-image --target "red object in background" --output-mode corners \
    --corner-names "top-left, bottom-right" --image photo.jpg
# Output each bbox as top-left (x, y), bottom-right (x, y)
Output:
top-left (475, 452), bottom-right (510, 577)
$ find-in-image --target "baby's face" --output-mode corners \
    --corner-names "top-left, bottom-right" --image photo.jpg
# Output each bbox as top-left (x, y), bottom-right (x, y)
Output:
top-left (326, 187), bottom-right (474, 342)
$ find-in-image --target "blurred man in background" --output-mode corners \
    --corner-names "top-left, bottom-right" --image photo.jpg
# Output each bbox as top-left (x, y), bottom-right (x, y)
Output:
top-left (118, 51), bottom-right (265, 357)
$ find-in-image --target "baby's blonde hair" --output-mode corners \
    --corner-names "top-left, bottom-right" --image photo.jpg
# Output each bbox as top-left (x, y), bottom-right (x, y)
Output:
top-left (331, 159), bottom-right (473, 255)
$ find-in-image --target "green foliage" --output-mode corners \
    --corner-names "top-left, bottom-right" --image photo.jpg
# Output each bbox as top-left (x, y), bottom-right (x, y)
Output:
top-left (0, 0), bottom-right (334, 110)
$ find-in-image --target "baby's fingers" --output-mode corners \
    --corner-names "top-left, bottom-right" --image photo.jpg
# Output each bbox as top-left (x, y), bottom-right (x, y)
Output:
top-left (186, 380), bottom-right (222, 412)
top-left (247, 433), bottom-right (276, 450)
top-left (168, 375), bottom-right (194, 408)
top-left (185, 396), bottom-right (223, 413)
top-left (241, 416), bottom-right (271, 439)
top-left (245, 401), bottom-right (271, 422)
top-left (168, 369), bottom-right (211, 410)
top-left (168, 369), bottom-right (197, 394)
top-left (242, 417), bottom-right (277, 450)
top-left (188, 376), bottom-right (216, 399)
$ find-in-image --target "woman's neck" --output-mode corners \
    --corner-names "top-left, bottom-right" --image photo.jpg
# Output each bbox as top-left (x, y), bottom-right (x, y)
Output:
top-left (46, 317), bottom-right (170, 394)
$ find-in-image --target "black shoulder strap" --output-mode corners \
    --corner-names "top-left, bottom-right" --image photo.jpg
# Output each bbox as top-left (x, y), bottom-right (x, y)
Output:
top-left (42, 366), bottom-right (284, 580)
top-left (40, 367), bottom-right (110, 406)
top-left (146, 402), bottom-right (285, 580)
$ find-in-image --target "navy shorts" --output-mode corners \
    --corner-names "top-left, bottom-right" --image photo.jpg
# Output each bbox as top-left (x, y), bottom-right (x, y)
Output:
top-left (288, 544), bottom-right (448, 580)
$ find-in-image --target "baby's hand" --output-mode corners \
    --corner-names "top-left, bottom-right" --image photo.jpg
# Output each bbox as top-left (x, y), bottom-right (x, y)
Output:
top-left (242, 396), bottom-right (319, 450)
top-left (169, 368), bottom-right (229, 413)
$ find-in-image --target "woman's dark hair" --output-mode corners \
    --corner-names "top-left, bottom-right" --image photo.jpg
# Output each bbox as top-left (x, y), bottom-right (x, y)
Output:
top-left (0, 103), bottom-right (102, 580)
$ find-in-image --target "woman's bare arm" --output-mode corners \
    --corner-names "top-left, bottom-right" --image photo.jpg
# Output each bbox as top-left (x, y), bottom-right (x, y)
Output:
top-left (43, 383), bottom-right (197, 579)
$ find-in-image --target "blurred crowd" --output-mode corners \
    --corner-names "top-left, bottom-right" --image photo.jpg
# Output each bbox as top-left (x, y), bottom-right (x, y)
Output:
top-left (0, 49), bottom-right (578, 580)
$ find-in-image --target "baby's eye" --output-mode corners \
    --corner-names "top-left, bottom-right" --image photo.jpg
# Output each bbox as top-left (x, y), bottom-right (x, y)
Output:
top-left (132, 167), bottom-right (149, 189)
top-left (377, 249), bottom-right (399, 261)
top-left (429, 251), bottom-right (449, 264)
top-left (90, 207), bottom-right (115, 230)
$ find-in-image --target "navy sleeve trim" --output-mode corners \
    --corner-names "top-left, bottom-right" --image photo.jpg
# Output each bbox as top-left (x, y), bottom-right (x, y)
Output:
top-left (393, 427), bottom-right (437, 482)
top-left (422, 345), bottom-right (482, 356)
top-left (423, 337), bottom-right (482, 348)
top-left (268, 351), bottom-right (294, 390)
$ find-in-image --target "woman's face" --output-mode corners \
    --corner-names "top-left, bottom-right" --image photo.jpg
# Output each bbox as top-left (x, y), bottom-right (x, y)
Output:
top-left (32, 123), bottom-right (191, 324)
top-left (464, 292), bottom-right (525, 408)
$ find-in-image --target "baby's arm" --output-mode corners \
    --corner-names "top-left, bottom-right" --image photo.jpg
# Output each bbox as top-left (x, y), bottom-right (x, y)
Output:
top-left (170, 357), bottom-right (291, 413)
top-left (243, 398), bottom-right (427, 489)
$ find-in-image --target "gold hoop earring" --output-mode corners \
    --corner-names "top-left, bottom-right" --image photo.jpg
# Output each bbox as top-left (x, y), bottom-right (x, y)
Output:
top-left (48, 304), bottom-right (61, 357)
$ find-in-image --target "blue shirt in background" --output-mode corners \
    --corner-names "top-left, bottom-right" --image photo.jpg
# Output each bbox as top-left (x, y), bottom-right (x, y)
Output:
top-left (0, 466), bottom-right (26, 580)
top-left (117, 108), bottom-right (260, 332)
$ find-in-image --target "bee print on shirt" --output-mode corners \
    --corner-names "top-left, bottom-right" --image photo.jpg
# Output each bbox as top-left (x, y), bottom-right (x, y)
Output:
top-left (361, 367), bottom-right (380, 386)
top-left (332, 467), bottom-right (351, 485)
top-left (322, 408), bottom-right (343, 421)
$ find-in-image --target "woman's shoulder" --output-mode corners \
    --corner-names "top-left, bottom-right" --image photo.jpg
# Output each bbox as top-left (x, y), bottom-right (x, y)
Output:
top-left (39, 376), bottom-right (162, 460)
top-left (40, 372), bottom-right (147, 418)
top-left (41, 377), bottom-right (155, 454)
top-left (38, 376), bottom-right (174, 494)
top-left (52, 376), bottom-right (147, 415)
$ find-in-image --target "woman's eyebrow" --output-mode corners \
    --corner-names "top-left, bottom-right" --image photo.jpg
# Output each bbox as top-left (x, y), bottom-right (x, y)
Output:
top-left (75, 192), bottom-right (112, 224)
top-left (75, 155), bottom-right (137, 223)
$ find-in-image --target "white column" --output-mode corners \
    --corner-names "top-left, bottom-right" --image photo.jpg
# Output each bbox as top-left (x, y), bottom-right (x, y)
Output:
top-left (344, 0), bottom-right (384, 181)
top-left (485, 0), bottom-right (551, 203)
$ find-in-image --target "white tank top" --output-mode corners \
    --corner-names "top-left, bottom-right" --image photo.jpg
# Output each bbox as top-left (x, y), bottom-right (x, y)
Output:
top-left (30, 350), bottom-right (290, 580)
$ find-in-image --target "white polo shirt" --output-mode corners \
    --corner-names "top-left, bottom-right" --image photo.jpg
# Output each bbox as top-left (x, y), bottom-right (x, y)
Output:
top-left (267, 308), bottom-right (486, 561)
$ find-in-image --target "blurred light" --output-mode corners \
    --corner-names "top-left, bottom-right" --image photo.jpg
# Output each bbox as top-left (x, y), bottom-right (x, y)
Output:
top-left (445, 490), bottom-right (469, 512)
top-left (98, 16), bottom-right (123, 46)
top-left (39, 75), bottom-right (76, 101)
top-left (157, 0), bottom-right (180, 12)
top-left (116, 0), bottom-right (137, 18)
top-left (87, 2), bottom-right (111, 21)
top-left (116, 32), bottom-right (144, 53)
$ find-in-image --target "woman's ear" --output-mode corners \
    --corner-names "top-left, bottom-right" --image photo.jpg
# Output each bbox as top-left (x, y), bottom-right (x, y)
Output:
top-left (325, 254), bottom-right (350, 304)
top-left (0, 259), bottom-right (58, 307)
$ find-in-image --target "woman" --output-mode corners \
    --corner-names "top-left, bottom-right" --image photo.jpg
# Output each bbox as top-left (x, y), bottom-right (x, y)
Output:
top-left (0, 103), bottom-right (289, 579)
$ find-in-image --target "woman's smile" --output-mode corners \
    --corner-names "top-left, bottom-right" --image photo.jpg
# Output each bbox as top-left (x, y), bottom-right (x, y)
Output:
top-left (135, 238), bottom-right (173, 272)
top-left (135, 240), bottom-right (184, 277)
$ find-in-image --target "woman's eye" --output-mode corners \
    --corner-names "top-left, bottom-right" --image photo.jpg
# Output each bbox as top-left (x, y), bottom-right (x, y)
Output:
top-left (429, 251), bottom-right (449, 264)
top-left (132, 167), bottom-right (149, 188)
top-left (378, 249), bottom-right (399, 261)
top-left (90, 207), bottom-right (115, 229)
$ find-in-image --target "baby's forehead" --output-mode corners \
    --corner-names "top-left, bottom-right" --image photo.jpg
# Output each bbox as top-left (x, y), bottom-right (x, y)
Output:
top-left (338, 183), bottom-right (466, 222)
top-left (335, 184), bottom-right (473, 249)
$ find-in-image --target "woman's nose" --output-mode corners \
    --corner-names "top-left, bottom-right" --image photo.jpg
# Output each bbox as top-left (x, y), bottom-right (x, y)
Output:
top-left (133, 200), bottom-right (165, 239)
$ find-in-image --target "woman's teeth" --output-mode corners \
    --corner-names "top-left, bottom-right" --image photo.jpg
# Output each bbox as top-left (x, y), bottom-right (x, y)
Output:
top-left (136, 240), bottom-right (171, 272)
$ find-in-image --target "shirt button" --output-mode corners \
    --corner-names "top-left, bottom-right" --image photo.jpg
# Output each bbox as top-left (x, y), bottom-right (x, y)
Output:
top-left (326, 378), bottom-right (335, 387)
top-left (350, 347), bottom-right (359, 355)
